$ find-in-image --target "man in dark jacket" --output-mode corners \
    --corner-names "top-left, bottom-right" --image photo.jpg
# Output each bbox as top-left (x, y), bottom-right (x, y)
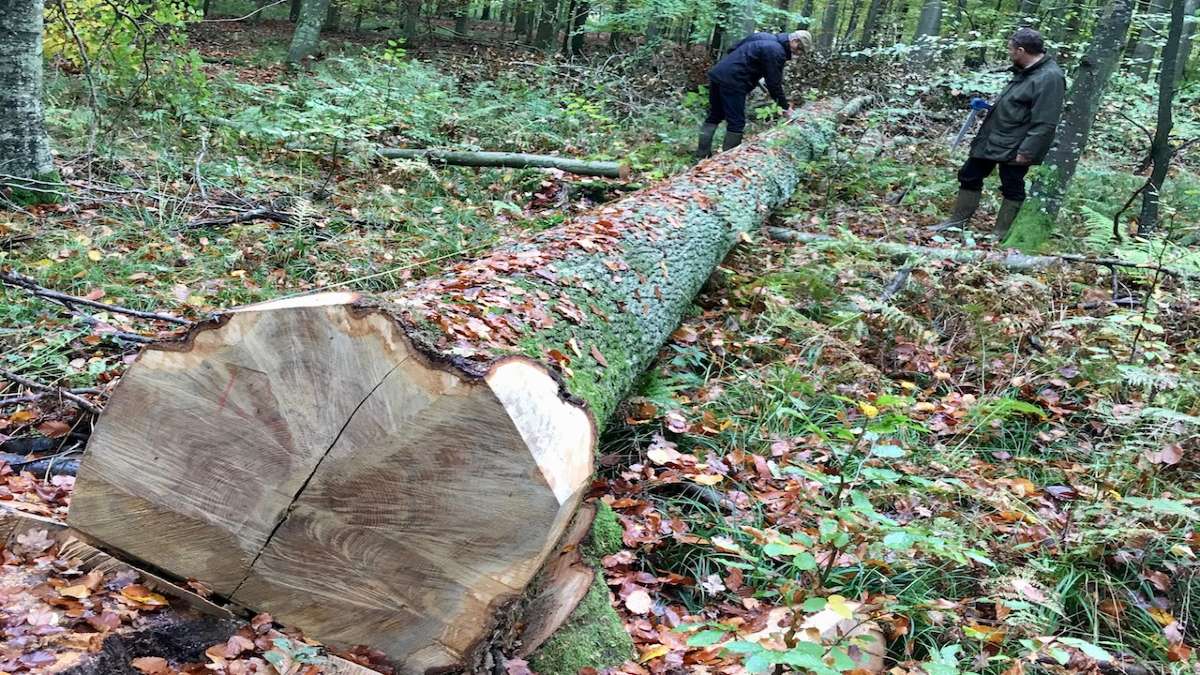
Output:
top-left (939, 27), bottom-right (1066, 238)
top-left (695, 30), bottom-right (812, 159)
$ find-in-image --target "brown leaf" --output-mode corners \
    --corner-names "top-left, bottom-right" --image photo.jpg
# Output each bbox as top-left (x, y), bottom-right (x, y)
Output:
top-left (1144, 443), bottom-right (1183, 466)
top-left (1167, 644), bottom-right (1192, 662)
top-left (130, 656), bottom-right (171, 674)
top-left (590, 345), bottom-right (608, 367)
top-left (36, 420), bottom-right (71, 438)
top-left (121, 583), bottom-right (168, 607)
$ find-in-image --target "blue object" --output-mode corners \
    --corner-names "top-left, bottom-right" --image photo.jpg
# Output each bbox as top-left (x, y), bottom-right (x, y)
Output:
top-left (970, 97), bottom-right (992, 111)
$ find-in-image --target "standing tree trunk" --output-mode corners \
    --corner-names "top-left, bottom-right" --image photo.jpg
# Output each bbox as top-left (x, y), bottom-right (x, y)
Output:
top-left (608, 0), bottom-right (625, 46)
top-left (290, 0), bottom-right (302, 21)
top-left (0, 0), bottom-right (56, 205)
top-left (534, 0), bottom-right (559, 48)
top-left (801, 0), bottom-right (815, 19)
top-left (404, 0), bottom-right (421, 39)
top-left (1138, 0), bottom-right (1187, 234)
top-left (859, 0), bottom-right (888, 45)
top-left (1018, 0), bottom-right (1042, 21)
top-left (818, 0), bottom-right (840, 50)
top-left (1130, 0), bottom-right (1169, 78)
top-left (911, 0), bottom-right (942, 59)
top-left (1171, 0), bottom-right (1198, 80)
top-left (738, 0), bottom-right (758, 36)
top-left (843, 0), bottom-right (862, 38)
top-left (777, 0), bottom-right (792, 30)
top-left (286, 0), bottom-right (333, 63)
top-left (325, 0), bottom-right (341, 31)
top-left (1030, 0), bottom-right (1133, 217)
top-left (69, 105), bottom-right (843, 675)
top-left (566, 0), bottom-right (589, 55)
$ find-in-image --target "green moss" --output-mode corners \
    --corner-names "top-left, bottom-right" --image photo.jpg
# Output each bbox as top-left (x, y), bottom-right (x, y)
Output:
top-left (4, 171), bottom-right (64, 206)
top-left (1001, 197), bottom-right (1053, 253)
top-left (587, 501), bottom-right (624, 558)
top-left (529, 572), bottom-right (633, 674)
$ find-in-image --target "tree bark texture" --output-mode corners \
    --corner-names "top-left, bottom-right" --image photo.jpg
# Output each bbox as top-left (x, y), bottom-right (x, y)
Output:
top-left (567, 0), bottom-right (588, 55)
top-left (819, 0), bottom-right (840, 50)
top-left (68, 104), bottom-right (843, 674)
top-left (1138, 0), bottom-right (1186, 234)
top-left (911, 0), bottom-right (942, 60)
top-left (0, 0), bottom-right (54, 186)
top-left (1130, 0), bottom-right (1169, 78)
top-left (1173, 0), bottom-right (1198, 81)
top-left (1033, 0), bottom-right (1132, 216)
top-left (290, 0), bottom-right (302, 21)
top-left (534, 0), bottom-right (560, 47)
top-left (286, 0), bottom-right (333, 63)
top-left (859, 0), bottom-right (887, 45)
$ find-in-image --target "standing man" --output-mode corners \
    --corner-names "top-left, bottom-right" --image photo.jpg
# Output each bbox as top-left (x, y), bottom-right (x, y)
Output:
top-left (939, 27), bottom-right (1065, 238)
top-left (695, 30), bottom-right (813, 160)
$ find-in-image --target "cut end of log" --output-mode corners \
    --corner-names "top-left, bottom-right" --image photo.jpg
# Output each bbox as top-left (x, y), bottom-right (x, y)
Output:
top-left (69, 292), bottom-right (596, 672)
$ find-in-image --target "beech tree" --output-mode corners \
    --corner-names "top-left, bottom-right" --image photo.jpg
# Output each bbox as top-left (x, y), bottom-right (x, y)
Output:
top-left (0, 0), bottom-right (55, 205)
top-left (1138, 0), bottom-right (1188, 234)
top-left (286, 0), bottom-right (333, 63)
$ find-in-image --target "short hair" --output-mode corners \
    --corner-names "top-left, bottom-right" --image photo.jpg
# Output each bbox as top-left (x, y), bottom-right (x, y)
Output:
top-left (789, 30), bottom-right (813, 52)
top-left (1009, 27), bottom-right (1045, 54)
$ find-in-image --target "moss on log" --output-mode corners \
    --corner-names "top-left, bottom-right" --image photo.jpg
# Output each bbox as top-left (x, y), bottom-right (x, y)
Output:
top-left (69, 102), bottom-right (843, 673)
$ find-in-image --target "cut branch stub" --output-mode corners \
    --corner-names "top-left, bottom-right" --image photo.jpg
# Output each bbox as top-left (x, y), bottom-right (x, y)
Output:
top-left (70, 102), bottom-right (843, 672)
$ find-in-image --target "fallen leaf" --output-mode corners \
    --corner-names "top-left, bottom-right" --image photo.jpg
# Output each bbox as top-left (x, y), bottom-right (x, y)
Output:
top-left (58, 583), bottom-right (92, 599)
top-left (36, 420), bottom-right (71, 438)
top-left (131, 656), bottom-right (171, 674)
top-left (121, 584), bottom-right (168, 607)
top-left (625, 590), bottom-right (653, 614)
top-left (638, 644), bottom-right (670, 663)
top-left (1010, 579), bottom-right (1046, 603)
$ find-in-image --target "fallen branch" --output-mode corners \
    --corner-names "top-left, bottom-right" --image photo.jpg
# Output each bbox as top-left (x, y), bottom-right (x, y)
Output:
top-left (0, 388), bottom-right (101, 407)
top-left (1, 270), bottom-right (192, 324)
top-left (765, 228), bottom-right (1199, 282)
top-left (186, 207), bottom-right (294, 229)
top-left (376, 148), bottom-right (631, 179)
top-left (0, 369), bottom-right (103, 415)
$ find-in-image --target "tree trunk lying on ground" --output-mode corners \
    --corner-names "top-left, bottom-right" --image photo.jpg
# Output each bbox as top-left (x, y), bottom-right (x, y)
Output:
top-left (765, 227), bottom-right (1200, 282)
top-left (67, 102), bottom-right (846, 674)
top-left (376, 148), bottom-right (631, 179)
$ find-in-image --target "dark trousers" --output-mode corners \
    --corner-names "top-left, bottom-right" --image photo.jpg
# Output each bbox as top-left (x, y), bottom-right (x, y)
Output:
top-left (957, 157), bottom-right (1030, 202)
top-left (704, 81), bottom-right (748, 134)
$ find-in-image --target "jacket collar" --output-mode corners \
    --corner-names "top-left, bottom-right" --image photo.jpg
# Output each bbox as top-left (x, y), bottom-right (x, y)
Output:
top-left (776, 34), bottom-right (794, 59)
top-left (1009, 54), bottom-right (1053, 75)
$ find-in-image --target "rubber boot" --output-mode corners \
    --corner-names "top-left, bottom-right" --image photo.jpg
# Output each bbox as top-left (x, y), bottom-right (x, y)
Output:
top-left (695, 123), bottom-right (719, 161)
top-left (932, 189), bottom-right (981, 231)
top-left (994, 198), bottom-right (1023, 240)
top-left (722, 131), bottom-right (744, 151)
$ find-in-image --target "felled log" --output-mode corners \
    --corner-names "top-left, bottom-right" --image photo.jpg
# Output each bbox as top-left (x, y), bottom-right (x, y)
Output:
top-left (376, 147), bottom-right (631, 179)
top-left (766, 227), bottom-right (1200, 282)
top-left (68, 102), bottom-right (845, 673)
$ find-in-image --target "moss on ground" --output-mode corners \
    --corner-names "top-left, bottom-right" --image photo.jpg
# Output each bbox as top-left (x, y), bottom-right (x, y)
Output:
top-left (4, 171), bottom-right (64, 206)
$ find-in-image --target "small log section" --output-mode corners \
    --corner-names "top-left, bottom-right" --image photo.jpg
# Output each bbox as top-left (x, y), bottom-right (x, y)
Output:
top-left (69, 103), bottom-right (843, 673)
top-left (376, 148), bottom-right (631, 179)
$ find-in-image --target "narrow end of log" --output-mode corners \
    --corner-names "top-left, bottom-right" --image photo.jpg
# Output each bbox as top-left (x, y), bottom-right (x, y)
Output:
top-left (617, 163), bottom-right (632, 181)
top-left (69, 292), bottom-right (597, 671)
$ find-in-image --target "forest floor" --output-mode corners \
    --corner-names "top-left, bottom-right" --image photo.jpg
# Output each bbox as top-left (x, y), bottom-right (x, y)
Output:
top-left (3, 18), bottom-right (1200, 675)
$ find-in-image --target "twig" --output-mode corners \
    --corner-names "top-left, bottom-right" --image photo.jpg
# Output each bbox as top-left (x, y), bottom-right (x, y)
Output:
top-left (194, 130), bottom-right (209, 202)
top-left (880, 265), bottom-right (912, 301)
top-left (0, 389), bottom-right (101, 407)
top-left (1, 270), bottom-right (191, 325)
top-left (186, 207), bottom-right (294, 229)
top-left (201, 0), bottom-right (289, 22)
top-left (0, 369), bottom-right (102, 415)
top-left (0, 234), bottom-right (34, 248)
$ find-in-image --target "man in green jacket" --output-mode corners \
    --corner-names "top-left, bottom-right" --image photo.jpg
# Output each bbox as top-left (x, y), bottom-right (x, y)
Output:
top-left (939, 27), bottom-right (1066, 238)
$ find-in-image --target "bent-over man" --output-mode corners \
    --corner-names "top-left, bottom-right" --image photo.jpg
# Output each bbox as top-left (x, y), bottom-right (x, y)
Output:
top-left (939, 27), bottom-right (1065, 238)
top-left (696, 30), bottom-right (812, 160)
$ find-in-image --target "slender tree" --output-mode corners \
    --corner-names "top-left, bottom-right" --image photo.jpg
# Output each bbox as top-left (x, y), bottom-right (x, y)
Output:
top-left (1138, 0), bottom-right (1188, 234)
top-left (563, 0), bottom-right (588, 55)
top-left (286, 0), bottom-right (333, 62)
top-left (0, 0), bottom-right (56, 203)
top-left (738, 0), bottom-right (758, 36)
top-left (290, 0), bottom-right (303, 21)
top-left (1030, 0), bottom-right (1133, 216)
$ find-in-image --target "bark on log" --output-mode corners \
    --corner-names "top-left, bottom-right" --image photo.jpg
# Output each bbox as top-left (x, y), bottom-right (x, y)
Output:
top-left (376, 148), bottom-right (632, 179)
top-left (68, 102), bottom-right (844, 673)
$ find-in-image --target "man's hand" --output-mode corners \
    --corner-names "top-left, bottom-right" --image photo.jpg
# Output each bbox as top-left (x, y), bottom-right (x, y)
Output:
top-left (1012, 153), bottom-right (1033, 165)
